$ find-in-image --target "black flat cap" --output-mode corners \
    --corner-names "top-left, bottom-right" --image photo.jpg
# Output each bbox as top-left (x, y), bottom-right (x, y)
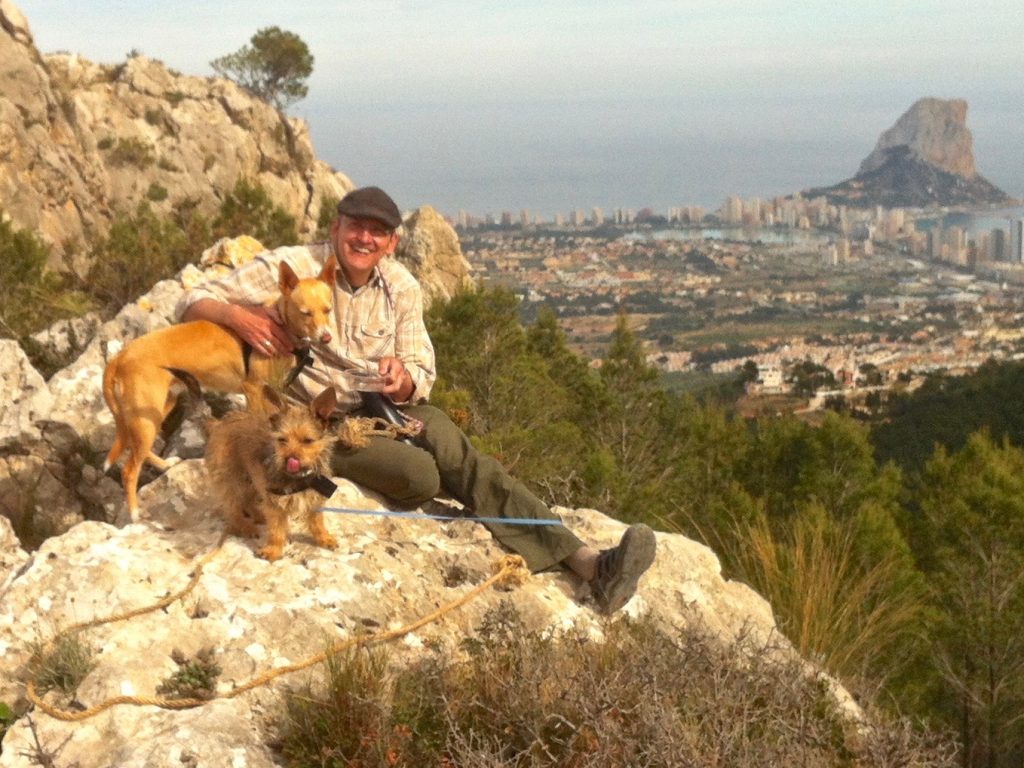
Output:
top-left (336, 186), bottom-right (402, 229)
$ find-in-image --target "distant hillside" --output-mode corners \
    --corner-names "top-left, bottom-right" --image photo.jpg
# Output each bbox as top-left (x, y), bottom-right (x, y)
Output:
top-left (871, 359), bottom-right (1024, 473)
top-left (806, 98), bottom-right (1011, 208)
top-left (0, 2), bottom-right (352, 263)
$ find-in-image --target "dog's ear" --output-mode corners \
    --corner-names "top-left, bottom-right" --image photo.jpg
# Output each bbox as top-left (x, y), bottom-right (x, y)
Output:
top-left (278, 261), bottom-right (300, 295)
top-left (310, 386), bottom-right (338, 422)
top-left (318, 257), bottom-right (338, 286)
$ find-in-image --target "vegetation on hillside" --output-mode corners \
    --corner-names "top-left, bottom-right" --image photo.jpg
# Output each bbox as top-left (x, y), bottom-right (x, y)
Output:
top-left (425, 287), bottom-right (1024, 766)
top-left (872, 358), bottom-right (1024, 473)
top-left (0, 179), bottom-right (307, 373)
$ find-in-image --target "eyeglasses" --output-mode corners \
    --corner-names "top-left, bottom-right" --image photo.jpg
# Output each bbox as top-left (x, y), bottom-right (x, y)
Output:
top-left (343, 219), bottom-right (393, 240)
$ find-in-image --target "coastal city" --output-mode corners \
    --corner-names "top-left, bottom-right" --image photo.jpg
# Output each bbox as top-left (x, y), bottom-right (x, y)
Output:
top-left (454, 194), bottom-right (1024, 411)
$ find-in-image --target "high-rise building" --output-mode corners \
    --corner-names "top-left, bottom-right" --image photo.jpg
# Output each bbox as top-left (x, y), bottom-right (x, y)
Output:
top-left (1009, 219), bottom-right (1024, 262)
top-left (722, 196), bottom-right (743, 224)
top-left (591, 207), bottom-right (604, 225)
top-left (945, 227), bottom-right (967, 265)
top-left (927, 226), bottom-right (942, 261)
top-left (989, 227), bottom-right (1007, 261)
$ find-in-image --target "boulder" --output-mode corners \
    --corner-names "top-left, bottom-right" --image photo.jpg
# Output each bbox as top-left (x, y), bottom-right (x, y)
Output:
top-left (395, 205), bottom-right (473, 303)
top-left (0, 340), bottom-right (52, 449)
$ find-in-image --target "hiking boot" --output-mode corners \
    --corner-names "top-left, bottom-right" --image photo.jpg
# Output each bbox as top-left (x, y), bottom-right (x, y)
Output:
top-left (591, 523), bottom-right (657, 614)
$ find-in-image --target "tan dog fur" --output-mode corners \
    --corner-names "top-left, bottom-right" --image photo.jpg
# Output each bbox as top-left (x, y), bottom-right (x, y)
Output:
top-left (102, 258), bottom-right (337, 518)
top-left (205, 386), bottom-right (339, 561)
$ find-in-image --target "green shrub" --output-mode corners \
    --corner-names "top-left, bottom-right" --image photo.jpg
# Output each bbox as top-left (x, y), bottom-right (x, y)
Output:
top-left (97, 136), bottom-right (114, 150)
top-left (166, 90), bottom-right (185, 106)
top-left (144, 107), bottom-right (164, 126)
top-left (314, 193), bottom-right (339, 241)
top-left (212, 178), bottom-right (297, 248)
top-left (157, 157), bottom-right (180, 172)
top-left (82, 202), bottom-right (208, 311)
top-left (157, 648), bottom-right (222, 700)
top-left (0, 701), bottom-right (17, 749)
top-left (0, 213), bottom-right (92, 339)
top-left (146, 182), bottom-right (169, 202)
top-left (108, 137), bottom-right (154, 168)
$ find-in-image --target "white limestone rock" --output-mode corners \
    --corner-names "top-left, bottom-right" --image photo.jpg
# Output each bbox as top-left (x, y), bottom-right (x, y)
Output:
top-left (0, 339), bottom-right (52, 449)
top-left (0, 459), bottom-right (798, 767)
top-left (0, 2), bottom-right (352, 262)
top-left (395, 205), bottom-right (473, 304)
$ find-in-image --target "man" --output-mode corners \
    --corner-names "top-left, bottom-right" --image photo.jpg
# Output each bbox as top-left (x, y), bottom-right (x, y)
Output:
top-left (177, 186), bottom-right (656, 613)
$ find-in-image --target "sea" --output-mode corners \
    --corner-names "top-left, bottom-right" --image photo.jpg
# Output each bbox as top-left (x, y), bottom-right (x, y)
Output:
top-left (916, 207), bottom-right (1024, 236)
top-left (633, 207), bottom-right (1024, 247)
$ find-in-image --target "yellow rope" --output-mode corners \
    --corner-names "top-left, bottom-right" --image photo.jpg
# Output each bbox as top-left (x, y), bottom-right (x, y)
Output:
top-left (335, 415), bottom-right (422, 449)
top-left (25, 536), bottom-right (528, 723)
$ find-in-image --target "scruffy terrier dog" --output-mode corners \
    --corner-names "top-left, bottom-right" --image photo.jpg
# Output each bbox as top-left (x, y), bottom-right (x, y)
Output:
top-left (205, 385), bottom-right (339, 562)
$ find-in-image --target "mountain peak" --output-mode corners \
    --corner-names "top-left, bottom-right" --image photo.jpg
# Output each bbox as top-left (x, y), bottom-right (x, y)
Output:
top-left (807, 97), bottom-right (1010, 208)
top-left (859, 97), bottom-right (975, 179)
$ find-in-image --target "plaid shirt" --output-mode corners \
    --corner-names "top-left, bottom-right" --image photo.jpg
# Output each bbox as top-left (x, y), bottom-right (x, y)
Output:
top-left (174, 241), bottom-right (436, 412)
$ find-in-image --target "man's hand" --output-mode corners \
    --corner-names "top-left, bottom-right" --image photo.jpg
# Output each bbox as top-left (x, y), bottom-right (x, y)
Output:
top-left (378, 357), bottom-right (414, 401)
top-left (229, 304), bottom-right (295, 357)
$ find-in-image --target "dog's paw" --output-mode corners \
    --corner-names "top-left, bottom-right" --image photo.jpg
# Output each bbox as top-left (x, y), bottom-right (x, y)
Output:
top-left (257, 545), bottom-right (284, 561)
top-left (314, 534), bottom-right (339, 550)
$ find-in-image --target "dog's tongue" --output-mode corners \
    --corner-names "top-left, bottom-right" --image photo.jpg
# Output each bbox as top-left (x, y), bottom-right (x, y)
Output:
top-left (287, 457), bottom-right (301, 474)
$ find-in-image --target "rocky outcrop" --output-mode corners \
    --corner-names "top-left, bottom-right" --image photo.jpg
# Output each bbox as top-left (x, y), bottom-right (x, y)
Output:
top-left (860, 98), bottom-right (976, 179)
top-left (0, 2), bottom-right (352, 263)
top-left (807, 98), bottom-right (1011, 208)
top-left (0, 463), bottom-right (827, 767)
top-left (395, 205), bottom-right (473, 303)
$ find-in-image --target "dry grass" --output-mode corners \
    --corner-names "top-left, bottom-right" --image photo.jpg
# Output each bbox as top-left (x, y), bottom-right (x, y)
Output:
top-left (275, 602), bottom-right (955, 767)
top-left (699, 508), bottom-right (926, 686)
top-left (26, 631), bottom-right (95, 696)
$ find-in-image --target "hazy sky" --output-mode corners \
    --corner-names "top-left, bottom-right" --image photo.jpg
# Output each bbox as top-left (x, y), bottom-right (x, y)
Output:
top-left (17, 1), bottom-right (1024, 218)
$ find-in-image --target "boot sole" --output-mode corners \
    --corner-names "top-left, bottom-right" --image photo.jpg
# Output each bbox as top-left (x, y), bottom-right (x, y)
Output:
top-left (600, 524), bottom-right (657, 613)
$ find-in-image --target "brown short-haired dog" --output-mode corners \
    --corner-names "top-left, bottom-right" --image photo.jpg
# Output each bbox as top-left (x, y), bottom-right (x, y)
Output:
top-left (102, 258), bottom-right (337, 519)
top-left (205, 385), bottom-right (339, 562)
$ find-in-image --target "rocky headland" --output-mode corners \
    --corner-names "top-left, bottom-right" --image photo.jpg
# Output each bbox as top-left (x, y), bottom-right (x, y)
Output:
top-left (807, 97), bottom-right (1012, 208)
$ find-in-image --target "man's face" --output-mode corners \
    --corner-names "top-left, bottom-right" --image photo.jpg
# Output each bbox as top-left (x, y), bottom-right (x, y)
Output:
top-left (331, 215), bottom-right (398, 287)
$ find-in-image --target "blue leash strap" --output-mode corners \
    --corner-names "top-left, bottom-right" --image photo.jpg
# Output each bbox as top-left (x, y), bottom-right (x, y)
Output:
top-left (318, 505), bottom-right (563, 527)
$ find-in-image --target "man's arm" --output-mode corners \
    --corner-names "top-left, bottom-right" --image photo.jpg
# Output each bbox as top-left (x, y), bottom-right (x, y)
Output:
top-left (378, 274), bottom-right (436, 404)
top-left (183, 298), bottom-right (292, 356)
top-left (175, 249), bottom-right (311, 356)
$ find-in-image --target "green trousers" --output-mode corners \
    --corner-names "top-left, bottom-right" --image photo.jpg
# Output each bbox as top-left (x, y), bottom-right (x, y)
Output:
top-left (330, 405), bottom-right (585, 572)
